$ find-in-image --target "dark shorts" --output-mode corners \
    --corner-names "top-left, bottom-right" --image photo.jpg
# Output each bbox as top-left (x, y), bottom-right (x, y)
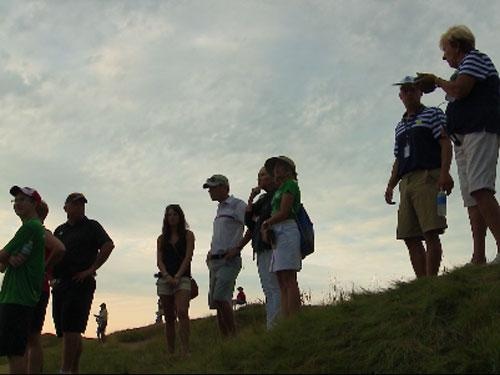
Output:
top-left (52, 278), bottom-right (96, 338)
top-left (97, 322), bottom-right (107, 334)
top-left (0, 303), bottom-right (34, 356)
top-left (30, 291), bottom-right (50, 334)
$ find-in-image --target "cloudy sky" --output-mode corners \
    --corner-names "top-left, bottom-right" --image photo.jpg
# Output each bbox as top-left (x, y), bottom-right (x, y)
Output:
top-left (1, 0), bottom-right (500, 336)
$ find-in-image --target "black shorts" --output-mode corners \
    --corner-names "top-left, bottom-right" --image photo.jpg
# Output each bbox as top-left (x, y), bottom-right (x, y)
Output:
top-left (0, 303), bottom-right (34, 356)
top-left (30, 291), bottom-right (50, 334)
top-left (52, 278), bottom-right (96, 338)
top-left (97, 323), bottom-right (107, 334)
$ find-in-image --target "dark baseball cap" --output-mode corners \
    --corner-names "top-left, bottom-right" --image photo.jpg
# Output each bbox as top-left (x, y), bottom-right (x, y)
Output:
top-left (65, 192), bottom-right (88, 204)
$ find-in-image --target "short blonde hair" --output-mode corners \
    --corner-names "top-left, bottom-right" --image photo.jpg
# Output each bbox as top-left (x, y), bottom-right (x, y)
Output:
top-left (440, 25), bottom-right (475, 53)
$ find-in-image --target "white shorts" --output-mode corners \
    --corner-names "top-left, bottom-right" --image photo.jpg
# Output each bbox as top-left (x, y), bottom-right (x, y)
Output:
top-left (269, 220), bottom-right (302, 272)
top-left (454, 131), bottom-right (500, 207)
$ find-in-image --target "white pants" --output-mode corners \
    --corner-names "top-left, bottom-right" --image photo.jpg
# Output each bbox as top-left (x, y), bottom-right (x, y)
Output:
top-left (256, 250), bottom-right (281, 330)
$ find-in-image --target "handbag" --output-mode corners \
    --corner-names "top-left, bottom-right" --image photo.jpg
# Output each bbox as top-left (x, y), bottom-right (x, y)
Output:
top-left (190, 278), bottom-right (199, 300)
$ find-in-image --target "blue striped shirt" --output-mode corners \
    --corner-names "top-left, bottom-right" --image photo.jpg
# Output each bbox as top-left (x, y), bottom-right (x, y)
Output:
top-left (445, 49), bottom-right (500, 135)
top-left (458, 49), bottom-right (498, 80)
top-left (394, 106), bottom-right (446, 177)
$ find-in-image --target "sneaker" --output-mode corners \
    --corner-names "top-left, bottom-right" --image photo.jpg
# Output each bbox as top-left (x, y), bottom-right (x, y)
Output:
top-left (490, 253), bottom-right (500, 265)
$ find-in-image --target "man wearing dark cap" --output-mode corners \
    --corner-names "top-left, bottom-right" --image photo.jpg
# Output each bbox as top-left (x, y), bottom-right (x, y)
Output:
top-left (385, 76), bottom-right (454, 278)
top-left (203, 175), bottom-right (248, 337)
top-left (52, 192), bottom-right (114, 373)
top-left (0, 186), bottom-right (45, 373)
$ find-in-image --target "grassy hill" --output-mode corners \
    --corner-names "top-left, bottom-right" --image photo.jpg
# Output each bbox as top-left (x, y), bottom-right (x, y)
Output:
top-left (2, 263), bottom-right (500, 373)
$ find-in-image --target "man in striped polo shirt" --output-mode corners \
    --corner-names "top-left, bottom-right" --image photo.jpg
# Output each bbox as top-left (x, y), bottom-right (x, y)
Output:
top-left (385, 76), bottom-right (454, 278)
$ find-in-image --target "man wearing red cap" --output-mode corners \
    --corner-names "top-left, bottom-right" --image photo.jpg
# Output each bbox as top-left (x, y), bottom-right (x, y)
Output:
top-left (0, 186), bottom-right (45, 373)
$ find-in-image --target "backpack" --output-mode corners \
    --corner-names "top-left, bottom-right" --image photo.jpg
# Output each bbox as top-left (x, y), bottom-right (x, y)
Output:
top-left (295, 204), bottom-right (314, 259)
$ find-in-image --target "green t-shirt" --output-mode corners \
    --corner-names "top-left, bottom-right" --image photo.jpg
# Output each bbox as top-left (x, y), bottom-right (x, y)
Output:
top-left (271, 179), bottom-right (301, 219)
top-left (0, 218), bottom-right (45, 306)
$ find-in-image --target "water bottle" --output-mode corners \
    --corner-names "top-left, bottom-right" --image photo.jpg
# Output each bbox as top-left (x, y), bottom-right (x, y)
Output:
top-left (437, 190), bottom-right (447, 217)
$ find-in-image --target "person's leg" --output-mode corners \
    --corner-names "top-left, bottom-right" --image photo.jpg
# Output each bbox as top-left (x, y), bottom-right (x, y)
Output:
top-left (61, 279), bottom-right (95, 373)
top-left (214, 300), bottom-right (236, 336)
top-left (61, 331), bottom-right (82, 373)
top-left (161, 295), bottom-right (176, 353)
top-left (422, 230), bottom-right (442, 276)
top-left (215, 307), bottom-right (229, 336)
top-left (71, 335), bottom-right (83, 374)
top-left (404, 238), bottom-right (426, 278)
top-left (276, 270), bottom-right (300, 317)
top-left (212, 258), bottom-right (241, 337)
top-left (174, 290), bottom-right (191, 355)
top-left (9, 355), bottom-right (27, 374)
top-left (3, 304), bottom-right (33, 374)
top-left (257, 250), bottom-right (281, 330)
top-left (472, 189), bottom-right (500, 256)
top-left (461, 132), bottom-right (500, 260)
top-left (26, 290), bottom-right (49, 373)
top-left (467, 205), bottom-right (487, 264)
top-left (26, 333), bottom-right (43, 374)
top-left (275, 271), bottom-right (289, 317)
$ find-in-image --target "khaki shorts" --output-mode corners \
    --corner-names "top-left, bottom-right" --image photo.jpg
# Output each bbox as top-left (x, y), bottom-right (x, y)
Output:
top-left (156, 276), bottom-right (191, 296)
top-left (454, 131), bottom-right (500, 207)
top-left (207, 256), bottom-right (242, 310)
top-left (397, 169), bottom-right (447, 239)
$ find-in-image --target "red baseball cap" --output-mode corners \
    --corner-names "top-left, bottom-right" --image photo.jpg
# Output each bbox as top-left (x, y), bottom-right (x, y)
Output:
top-left (9, 186), bottom-right (42, 203)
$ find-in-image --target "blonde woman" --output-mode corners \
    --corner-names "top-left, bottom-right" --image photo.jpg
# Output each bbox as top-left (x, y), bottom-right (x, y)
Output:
top-left (417, 25), bottom-right (500, 265)
top-left (262, 156), bottom-right (302, 317)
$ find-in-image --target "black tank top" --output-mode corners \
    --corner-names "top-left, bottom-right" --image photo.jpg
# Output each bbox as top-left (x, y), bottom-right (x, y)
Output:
top-left (161, 234), bottom-right (191, 278)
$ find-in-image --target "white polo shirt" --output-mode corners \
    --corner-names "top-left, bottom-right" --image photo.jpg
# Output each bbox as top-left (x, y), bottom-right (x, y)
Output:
top-left (210, 195), bottom-right (247, 255)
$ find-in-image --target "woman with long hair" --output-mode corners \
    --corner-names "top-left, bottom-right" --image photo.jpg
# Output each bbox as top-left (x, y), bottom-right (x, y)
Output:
top-left (156, 204), bottom-right (195, 356)
top-left (262, 156), bottom-right (302, 318)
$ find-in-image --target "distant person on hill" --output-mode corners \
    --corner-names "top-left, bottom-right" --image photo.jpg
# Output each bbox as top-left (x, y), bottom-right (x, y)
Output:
top-left (245, 166), bottom-right (281, 329)
top-left (232, 286), bottom-right (247, 308)
top-left (94, 303), bottom-right (108, 343)
top-left (0, 186), bottom-right (45, 374)
top-left (204, 174), bottom-right (249, 337)
top-left (416, 25), bottom-right (500, 265)
top-left (261, 156), bottom-right (302, 317)
top-left (155, 298), bottom-right (164, 324)
top-left (52, 192), bottom-right (115, 374)
top-left (385, 76), bottom-right (453, 277)
top-left (23, 200), bottom-right (65, 373)
top-left (156, 204), bottom-right (195, 356)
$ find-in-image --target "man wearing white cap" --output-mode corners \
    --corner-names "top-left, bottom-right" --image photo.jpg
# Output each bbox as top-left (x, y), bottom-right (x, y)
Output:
top-left (385, 77), bottom-right (454, 278)
top-left (203, 174), bottom-right (248, 337)
top-left (0, 186), bottom-right (45, 373)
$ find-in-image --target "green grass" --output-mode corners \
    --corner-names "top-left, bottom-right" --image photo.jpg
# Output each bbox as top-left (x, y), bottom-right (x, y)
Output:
top-left (2, 264), bottom-right (500, 373)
